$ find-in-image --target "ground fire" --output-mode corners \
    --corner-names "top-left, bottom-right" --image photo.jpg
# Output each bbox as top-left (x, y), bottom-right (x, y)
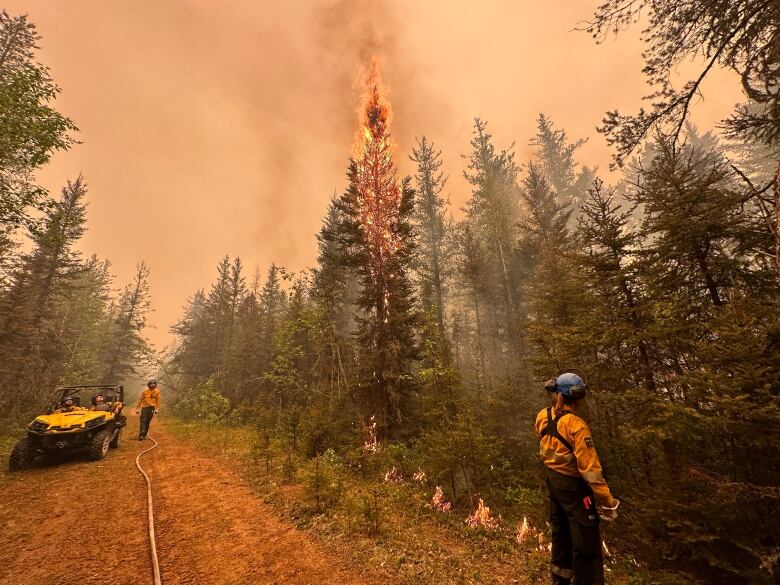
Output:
top-left (465, 498), bottom-right (499, 530)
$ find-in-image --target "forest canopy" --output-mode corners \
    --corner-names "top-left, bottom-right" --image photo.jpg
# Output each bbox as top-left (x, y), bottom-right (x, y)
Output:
top-left (0, 4), bottom-right (777, 584)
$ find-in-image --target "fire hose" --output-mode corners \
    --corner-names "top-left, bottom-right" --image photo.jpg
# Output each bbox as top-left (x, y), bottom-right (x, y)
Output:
top-left (135, 435), bottom-right (162, 585)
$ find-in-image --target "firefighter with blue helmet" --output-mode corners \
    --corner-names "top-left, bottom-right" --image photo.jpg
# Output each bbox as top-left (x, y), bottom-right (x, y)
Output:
top-left (535, 373), bottom-right (619, 585)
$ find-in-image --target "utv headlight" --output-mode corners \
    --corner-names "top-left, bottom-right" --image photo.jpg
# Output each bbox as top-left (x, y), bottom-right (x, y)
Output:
top-left (29, 419), bottom-right (48, 431)
top-left (85, 416), bottom-right (106, 428)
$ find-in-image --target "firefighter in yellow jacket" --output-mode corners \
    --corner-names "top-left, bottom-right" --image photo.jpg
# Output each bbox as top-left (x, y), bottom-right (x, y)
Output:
top-left (136, 378), bottom-right (161, 440)
top-left (535, 373), bottom-right (619, 585)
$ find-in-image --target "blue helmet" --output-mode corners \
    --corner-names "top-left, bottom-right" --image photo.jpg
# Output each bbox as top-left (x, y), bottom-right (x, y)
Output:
top-left (554, 373), bottom-right (586, 398)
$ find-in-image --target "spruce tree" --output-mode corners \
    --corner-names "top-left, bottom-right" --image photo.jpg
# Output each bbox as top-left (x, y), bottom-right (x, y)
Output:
top-left (454, 221), bottom-right (490, 394)
top-left (103, 262), bottom-right (151, 382)
top-left (577, 178), bottom-right (657, 391)
top-left (633, 139), bottom-right (755, 310)
top-left (312, 197), bottom-right (357, 397)
top-left (530, 114), bottom-right (594, 215)
top-left (334, 83), bottom-right (418, 437)
top-left (463, 119), bottom-right (522, 384)
top-left (0, 177), bottom-right (88, 412)
top-left (58, 257), bottom-right (113, 386)
top-left (410, 136), bottom-right (453, 353)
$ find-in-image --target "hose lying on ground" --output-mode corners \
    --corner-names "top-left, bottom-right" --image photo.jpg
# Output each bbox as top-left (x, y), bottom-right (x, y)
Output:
top-left (135, 435), bottom-right (162, 585)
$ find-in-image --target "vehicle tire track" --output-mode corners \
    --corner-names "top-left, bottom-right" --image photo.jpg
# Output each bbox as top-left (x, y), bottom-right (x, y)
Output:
top-left (0, 428), bottom-right (152, 585)
top-left (1, 414), bottom-right (370, 585)
top-left (146, 421), bottom-right (368, 585)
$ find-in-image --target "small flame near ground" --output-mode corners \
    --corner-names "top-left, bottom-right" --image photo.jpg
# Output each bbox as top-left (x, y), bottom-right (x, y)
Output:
top-left (430, 486), bottom-right (452, 512)
top-left (465, 498), bottom-right (500, 530)
top-left (412, 469), bottom-right (426, 482)
top-left (383, 466), bottom-right (403, 483)
top-left (516, 516), bottom-right (530, 543)
top-left (515, 516), bottom-right (551, 551)
top-left (363, 415), bottom-right (379, 452)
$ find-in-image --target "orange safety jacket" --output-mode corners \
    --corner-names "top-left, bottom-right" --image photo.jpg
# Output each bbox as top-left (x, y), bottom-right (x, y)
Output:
top-left (534, 406), bottom-right (616, 507)
top-left (136, 388), bottom-right (161, 410)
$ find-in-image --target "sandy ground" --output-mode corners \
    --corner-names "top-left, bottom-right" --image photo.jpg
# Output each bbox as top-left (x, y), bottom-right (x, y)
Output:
top-left (0, 414), bottom-right (368, 585)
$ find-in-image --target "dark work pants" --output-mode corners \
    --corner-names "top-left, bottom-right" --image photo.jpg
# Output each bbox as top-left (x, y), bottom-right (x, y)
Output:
top-left (139, 406), bottom-right (155, 438)
top-left (546, 468), bottom-right (604, 585)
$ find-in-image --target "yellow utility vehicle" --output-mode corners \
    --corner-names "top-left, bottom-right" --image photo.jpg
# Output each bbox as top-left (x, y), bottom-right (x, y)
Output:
top-left (8, 385), bottom-right (126, 470)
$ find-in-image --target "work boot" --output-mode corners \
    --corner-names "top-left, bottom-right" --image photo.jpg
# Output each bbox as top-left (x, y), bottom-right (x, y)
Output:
top-left (551, 568), bottom-right (572, 585)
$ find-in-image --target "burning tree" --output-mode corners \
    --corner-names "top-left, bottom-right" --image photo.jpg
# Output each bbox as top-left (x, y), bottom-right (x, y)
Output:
top-left (334, 65), bottom-right (418, 438)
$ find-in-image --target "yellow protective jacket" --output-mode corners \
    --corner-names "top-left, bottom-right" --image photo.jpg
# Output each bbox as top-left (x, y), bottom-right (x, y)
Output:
top-left (534, 407), bottom-right (616, 507)
top-left (136, 388), bottom-right (161, 410)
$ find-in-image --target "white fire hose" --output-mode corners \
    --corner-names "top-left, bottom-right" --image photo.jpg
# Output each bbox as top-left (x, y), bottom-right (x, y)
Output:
top-left (135, 435), bottom-right (162, 585)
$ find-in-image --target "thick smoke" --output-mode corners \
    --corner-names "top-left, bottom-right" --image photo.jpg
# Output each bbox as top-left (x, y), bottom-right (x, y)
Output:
top-left (9, 0), bottom-right (741, 342)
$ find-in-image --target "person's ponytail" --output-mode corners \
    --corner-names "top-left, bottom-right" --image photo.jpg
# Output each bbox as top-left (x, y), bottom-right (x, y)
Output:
top-left (551, 392), bottom-right (566, 416)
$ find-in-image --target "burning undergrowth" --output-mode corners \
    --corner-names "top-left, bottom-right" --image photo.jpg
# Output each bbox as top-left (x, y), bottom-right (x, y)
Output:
top-left (464, 498), bottom-right (500, 530)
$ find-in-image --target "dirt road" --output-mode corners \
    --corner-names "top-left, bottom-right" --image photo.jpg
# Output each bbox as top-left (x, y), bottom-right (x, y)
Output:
top-left (0, 415), bottom-right (368, 585)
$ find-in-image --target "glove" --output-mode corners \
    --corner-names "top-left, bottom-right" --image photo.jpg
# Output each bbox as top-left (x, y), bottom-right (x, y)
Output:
top-left (154, 410), bottom-right (159, 415)
top-left (598, 499), bottom-right (620, 522)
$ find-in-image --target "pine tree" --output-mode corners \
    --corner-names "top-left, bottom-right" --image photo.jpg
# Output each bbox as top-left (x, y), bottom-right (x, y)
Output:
top-left (103, 262), bottom-right (151, 382)
top-left (530, 114), bottom-right (594, 215)
top-left (454, 221), bottom-right (490, 394)
top-left (0, 177), bottom-right (88, 412)
top-left (463, 119), bottom-right (522, 375)
top-left (577, 178), bottom-right (657, 392)
top-left (334, 82), bottom-right (418, 437)
top-left (410, 136), bottom-right (453, 354)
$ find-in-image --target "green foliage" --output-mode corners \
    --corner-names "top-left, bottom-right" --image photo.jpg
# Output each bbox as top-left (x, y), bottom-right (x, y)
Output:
top-left (0, 11), bottom-right (78, 233)
top-left (302, 452), bottom-right (343, 513)
top-left (0, 178), bottom-right (151, 419)
top-left (587, 0), bottom-right (779, 162)
top-left (147, 19), bottom-right (777, 585)
top-left (173, 378), bottom-right (232, 423)
top-left (418, 413), bottom-right (507, 504)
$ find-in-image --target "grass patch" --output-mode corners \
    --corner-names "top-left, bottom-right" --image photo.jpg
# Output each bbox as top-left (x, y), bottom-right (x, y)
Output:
top-left (165, 417), bottom-right (695, 585)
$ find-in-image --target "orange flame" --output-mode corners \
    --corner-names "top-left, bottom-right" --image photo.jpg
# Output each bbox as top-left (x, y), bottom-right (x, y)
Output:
top-left (431, 486), bottom-right (452, 512)
top-left (465, 498), bottom-right (499, 530)
top-left (383, 466), bottom-right (403, 483)
top-left (363, 415), bottom-right (379, 452)
top-left (516, 516), bottom-right (530, 543)
top-left (351, 59), bottom-right (402, 322)
top-left (352, 57), bottom-right (392, 157)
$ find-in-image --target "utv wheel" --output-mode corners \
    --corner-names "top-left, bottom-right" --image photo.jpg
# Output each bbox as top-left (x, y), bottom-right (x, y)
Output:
top-left (9, 438), bottom-right (33, 471)
top-left (89, 430), bottom-right (111, 460)
top-left (109, 427), bottom-right (122, 449)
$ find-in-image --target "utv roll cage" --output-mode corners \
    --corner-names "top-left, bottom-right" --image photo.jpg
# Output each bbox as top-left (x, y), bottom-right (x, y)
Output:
top-left (50, 385), bottom-right (124, 413)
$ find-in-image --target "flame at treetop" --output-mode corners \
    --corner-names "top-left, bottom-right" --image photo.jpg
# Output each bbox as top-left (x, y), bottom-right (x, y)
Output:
top-left (351, 62), bottom-right (402, 322)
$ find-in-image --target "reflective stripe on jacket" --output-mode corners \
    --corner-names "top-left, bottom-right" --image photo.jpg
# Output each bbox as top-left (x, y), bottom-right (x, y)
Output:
top-left (534, 407), bottom-right (616, 507)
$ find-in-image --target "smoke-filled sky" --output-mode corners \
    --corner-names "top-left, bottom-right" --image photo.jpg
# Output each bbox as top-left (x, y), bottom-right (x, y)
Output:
top-left (8, 1), bottom-right (742, 346)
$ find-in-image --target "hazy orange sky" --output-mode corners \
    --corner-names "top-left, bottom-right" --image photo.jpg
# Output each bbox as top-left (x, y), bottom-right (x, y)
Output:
top-left (8, 1), bottom-right (743, 346)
